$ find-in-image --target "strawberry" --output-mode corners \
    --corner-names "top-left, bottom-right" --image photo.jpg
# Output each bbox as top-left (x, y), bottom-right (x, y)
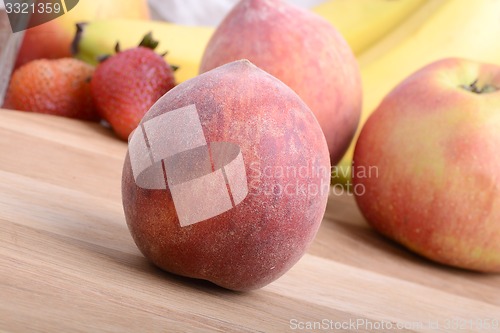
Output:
top-left (3, 58), bottom-right (98, 121)
top-left (90, 33), bottom-right (176, 140)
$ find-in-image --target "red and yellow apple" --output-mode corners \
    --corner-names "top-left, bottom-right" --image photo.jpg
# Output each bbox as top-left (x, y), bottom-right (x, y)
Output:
top-left (122, 60), bottom-right (331, 291)
top-left (199, 0), bottom-right (362, 165)
top-left (15, 0), bottom-right (150, 68)
top-left (353, 58), bottom-right (500, 272)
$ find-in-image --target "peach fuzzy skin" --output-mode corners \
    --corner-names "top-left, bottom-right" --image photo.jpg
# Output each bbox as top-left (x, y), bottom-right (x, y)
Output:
top-left (199, 0), bottom-right (362, 165)
top-left (15, 0), bottom-right (150, 68)
top-left (122, 60), bottom-right (330, 291)
top-left (353, 58), bottom-right (500, 272)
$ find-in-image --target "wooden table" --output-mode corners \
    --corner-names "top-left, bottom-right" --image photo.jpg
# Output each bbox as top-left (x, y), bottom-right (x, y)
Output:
top-left (0, 109), bottom-right (499, 332)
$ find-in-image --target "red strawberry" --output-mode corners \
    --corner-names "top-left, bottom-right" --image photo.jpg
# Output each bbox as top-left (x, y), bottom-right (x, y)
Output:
top-left (91, 33), bottom-right (176, 140)
top-left (3, 58), bottom-right (98, 121)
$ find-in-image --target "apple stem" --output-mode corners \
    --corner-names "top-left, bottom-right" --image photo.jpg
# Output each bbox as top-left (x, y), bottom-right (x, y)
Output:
top-left (461, 79), bottom-right (497, 94)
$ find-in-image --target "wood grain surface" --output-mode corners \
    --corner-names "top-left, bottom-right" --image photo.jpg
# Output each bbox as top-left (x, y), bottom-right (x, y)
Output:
top-left (0, 109), bottom-right (499, 333)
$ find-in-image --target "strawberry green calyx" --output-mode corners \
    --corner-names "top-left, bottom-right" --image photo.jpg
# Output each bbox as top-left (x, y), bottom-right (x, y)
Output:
top-left (79, 28), bottom-right (180, 71)
top-left (97, 54), bottom-right (111, 63)
top-left (139, 31), bottom-right (179, 72)
top-left (138, 32), bottom-right (179, 72)
top-left (97, 33), bottom-right (159, 63)
top-left (139, 32), bottom-right (159, 50)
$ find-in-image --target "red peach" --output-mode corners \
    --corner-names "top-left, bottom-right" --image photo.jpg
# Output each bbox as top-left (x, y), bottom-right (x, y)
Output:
top-left (122, 60), bottom-right (331, 291)
top-left (199, 0), bottom-right (362, 165)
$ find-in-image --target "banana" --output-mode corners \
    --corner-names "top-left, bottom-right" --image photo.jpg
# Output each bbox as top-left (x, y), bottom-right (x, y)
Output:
top-left (336, 0), bottom-right (500, 184)
top-left (311, 0), bottom-right (428, 55)
top-left (72, 19), bottom-right (214, 83)
top-left (355, 0), bottom-right (446, 67)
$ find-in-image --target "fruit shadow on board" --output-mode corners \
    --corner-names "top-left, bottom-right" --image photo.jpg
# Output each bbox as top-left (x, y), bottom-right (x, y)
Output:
top-left (321, 194), bottom-right (493, 281)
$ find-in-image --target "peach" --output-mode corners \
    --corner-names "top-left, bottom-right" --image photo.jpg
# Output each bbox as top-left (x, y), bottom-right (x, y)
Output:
top-left (199, 0), bottom-right (362, 165)
top-left (122, 60), bottom-right (331, 291)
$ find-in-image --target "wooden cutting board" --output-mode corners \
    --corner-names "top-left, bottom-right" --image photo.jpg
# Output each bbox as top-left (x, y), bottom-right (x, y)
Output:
top-left (0, 109), bottom-right (499, 333)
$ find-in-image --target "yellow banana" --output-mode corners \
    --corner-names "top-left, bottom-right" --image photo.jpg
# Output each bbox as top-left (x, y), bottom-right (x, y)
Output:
top-left (72, 19), bottom-right (214, 83)
top-left (355, 0), bottom-right (446, 66)
top-left (336, 0), bottom-right (500, 184)
top-left (311, 0), bottom-right (428, 55)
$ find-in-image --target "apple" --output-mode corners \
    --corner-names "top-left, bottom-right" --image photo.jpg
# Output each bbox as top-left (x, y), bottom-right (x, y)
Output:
top-left (15, 0), bottom-right (150, 68)
top-left (199, 0), bottom-right (362, 166)
top-left (353, 58), bottom-right (500, 272)
top-left (122, 60), bottom-right (331, 291)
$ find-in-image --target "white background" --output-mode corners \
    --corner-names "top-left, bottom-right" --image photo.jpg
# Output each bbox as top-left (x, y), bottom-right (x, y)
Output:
top-left (149, 0), bottom-right (326, 26)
